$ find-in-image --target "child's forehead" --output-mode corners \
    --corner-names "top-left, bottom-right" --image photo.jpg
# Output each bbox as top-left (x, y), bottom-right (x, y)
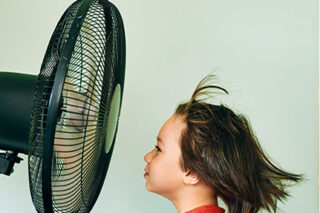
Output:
top-left (158, 115), bottom-right (186, 145)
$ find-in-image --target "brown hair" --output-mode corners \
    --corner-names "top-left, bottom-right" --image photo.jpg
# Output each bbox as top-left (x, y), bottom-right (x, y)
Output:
top-left (175, 75), bottom-right (303, 213)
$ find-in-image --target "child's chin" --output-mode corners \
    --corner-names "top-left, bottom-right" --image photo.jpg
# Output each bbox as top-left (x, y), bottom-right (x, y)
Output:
top-left (145, 183), bottom-right (154, 192)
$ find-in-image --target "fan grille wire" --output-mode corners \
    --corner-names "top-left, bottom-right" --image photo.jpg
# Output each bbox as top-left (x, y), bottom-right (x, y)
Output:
top-left (28, 0), bottom-right (123, 212)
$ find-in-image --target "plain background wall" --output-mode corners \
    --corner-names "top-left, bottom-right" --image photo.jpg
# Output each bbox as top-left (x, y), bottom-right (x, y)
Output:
top-left (0, 0), bottom-right (318, 212)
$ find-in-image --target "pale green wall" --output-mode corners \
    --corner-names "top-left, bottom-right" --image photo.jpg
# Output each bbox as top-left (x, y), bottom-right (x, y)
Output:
top-left (0, 0), bottom-right (318, 212)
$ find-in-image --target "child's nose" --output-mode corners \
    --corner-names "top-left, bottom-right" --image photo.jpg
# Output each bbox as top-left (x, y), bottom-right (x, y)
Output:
top-left (144, 150), bottom-right (152, 163)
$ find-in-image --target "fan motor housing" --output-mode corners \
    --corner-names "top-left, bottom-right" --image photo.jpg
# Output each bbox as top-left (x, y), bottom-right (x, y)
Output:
top-left (0, 72), bottom-right (36, 154)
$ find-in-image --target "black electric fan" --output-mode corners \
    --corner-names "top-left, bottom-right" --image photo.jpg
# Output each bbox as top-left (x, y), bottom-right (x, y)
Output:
top-left (0, 0), bottom-right (125, 212)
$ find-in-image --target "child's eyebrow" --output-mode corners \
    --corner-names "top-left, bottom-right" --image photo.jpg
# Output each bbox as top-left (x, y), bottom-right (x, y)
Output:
top-left (157, 137), bottom-right (165, 147)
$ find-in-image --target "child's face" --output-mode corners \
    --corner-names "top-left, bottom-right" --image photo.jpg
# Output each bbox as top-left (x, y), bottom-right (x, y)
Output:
top-left (144, 114), bottom-right (187, 198)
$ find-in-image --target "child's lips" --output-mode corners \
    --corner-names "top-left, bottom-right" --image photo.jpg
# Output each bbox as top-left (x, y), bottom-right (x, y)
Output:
top-left (144, 168), bottom-right (149, 177)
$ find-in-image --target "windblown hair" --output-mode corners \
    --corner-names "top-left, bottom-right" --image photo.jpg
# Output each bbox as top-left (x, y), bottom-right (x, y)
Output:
top-left (175, 75), bottom-right (302, 213)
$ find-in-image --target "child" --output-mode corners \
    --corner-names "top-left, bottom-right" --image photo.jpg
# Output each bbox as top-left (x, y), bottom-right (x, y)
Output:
top-left (144, 75), bottom-right (302, 213)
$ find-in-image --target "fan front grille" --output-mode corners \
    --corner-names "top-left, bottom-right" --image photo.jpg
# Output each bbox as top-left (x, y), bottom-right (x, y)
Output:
top-left (28, 0), bottom-right (125, 212)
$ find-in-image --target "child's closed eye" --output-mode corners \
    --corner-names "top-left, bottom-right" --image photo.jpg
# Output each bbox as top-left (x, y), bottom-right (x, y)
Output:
top-left (154, 145), bottom-right (161, 152)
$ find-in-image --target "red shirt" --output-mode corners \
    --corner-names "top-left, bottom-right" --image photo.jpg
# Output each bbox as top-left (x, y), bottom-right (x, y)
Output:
top-left (185, 205), bottom-right (225, 213)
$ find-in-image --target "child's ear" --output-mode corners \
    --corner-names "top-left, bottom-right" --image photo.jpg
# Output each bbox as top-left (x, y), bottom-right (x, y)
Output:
top-left (183, 171), bottom-right (200, 185)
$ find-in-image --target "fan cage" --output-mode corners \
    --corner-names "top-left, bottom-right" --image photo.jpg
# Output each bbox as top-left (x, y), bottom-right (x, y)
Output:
top-left (28, 0), bottom-right (125, 212)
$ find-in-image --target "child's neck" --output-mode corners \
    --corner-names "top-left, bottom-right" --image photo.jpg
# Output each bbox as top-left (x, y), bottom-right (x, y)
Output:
top-left (170, 185), bottom-right (218, 213)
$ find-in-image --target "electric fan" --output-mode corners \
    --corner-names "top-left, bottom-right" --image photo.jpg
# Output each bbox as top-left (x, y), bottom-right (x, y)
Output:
top-left (0, 0), bottom-right (125, 212)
